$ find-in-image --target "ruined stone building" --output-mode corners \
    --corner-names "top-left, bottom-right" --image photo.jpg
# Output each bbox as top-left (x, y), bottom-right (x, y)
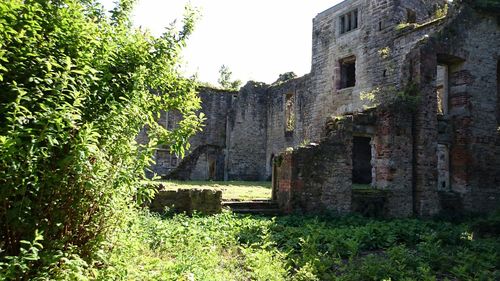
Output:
top-left (144, 0), bottom-right (500, 217)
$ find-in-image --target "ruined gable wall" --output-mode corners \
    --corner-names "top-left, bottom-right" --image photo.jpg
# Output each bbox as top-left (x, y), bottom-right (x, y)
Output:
top-left (265, 75), bottom-right (313, 179)
top-left (272, 0), bottom-right (461, 217)
top-left (153, 88), bottom-right (233, 180)
top-left (226, 82), bottom-right (269, 180)
top-left (184, 88), bottom-right (233, 180)
top-left (307, 0), bottom-right (445, 208)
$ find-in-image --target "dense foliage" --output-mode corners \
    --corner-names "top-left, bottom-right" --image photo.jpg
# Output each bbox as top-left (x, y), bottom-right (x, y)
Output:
top-left (0, 0), bottom-right (202, 278)
top-left (103, 210), bottom-right (499, 280)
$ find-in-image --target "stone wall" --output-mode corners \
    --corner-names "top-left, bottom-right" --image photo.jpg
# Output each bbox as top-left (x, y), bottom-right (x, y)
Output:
top-left (149, 188), bottom-right (222, 215)
top-left (146, 88), bottom-right (234, 180)
top-left (145, 0), bottom-right (499, 217)
top-left (226, 82), bottom-right (269, 180)
top-left (275, 116), bottom-right (353, 214)
top-left (415, 5), bottom-right (500, 214)
top-left (265, 76), bottom-right (313, 179)
top-left (373, 108), bottom-right (414, 217)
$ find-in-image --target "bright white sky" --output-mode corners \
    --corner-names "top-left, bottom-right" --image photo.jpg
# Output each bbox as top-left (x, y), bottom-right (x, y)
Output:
top-left (100, 0), bottom-right (342, 85)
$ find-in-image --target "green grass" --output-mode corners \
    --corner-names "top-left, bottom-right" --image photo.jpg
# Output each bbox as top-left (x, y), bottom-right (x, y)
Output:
top-left (27, 181), bottom-right (499, 280)
top-left (152, 180), bottom-right (272, 201)
top-left (96, 209), bottom-right (500, 281)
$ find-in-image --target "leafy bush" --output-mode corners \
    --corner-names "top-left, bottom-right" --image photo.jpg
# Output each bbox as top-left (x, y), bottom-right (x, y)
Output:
top-left (0, 0), bottom-right (202, 278)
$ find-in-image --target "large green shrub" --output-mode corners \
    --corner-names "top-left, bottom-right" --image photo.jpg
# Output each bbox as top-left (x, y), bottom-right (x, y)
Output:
top-left (0, 0), bottom-right (202, 277)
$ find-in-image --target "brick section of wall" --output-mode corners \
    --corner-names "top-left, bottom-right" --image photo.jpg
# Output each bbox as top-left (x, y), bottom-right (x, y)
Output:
top-left (410, 5), bottom-right (500, 214)
top-left (374, 109), bottom-right (414, 217)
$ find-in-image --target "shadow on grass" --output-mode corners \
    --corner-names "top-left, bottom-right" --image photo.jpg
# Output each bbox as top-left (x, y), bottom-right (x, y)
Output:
top-left (232, 211), bottom-right (500, 280)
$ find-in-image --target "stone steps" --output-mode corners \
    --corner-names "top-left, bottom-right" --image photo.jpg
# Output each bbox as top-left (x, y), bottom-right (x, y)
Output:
top-left (222, 200), bottom-right (281, 215)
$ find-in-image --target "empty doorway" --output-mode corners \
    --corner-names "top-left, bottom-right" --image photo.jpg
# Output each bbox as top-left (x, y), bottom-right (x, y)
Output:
top-left (353, 136), bottom-right (372, 185)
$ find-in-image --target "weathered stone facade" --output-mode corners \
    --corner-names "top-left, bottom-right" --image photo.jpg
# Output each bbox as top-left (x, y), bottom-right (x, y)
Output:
top-left (146, 0), bottom-right (500, 217)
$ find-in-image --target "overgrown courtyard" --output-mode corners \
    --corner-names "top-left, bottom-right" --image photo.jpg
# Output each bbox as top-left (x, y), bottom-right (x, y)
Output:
top-left (94, 206), bottom-right (500, 280)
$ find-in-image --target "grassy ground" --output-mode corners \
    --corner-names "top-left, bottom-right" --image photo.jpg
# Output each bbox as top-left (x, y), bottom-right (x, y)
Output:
top-left (87, 182), bottom-right (499, 280)
top-left (152, 181), bottom-right (272, 201)
top-left (98, 209), bottom-right (500, 281)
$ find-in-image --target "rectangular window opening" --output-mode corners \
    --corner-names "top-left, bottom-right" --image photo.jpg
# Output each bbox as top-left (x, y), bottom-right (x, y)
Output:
top-left (171, 154), bottom-right (178, 166)
top-left (347, 13), bottom-right (352, 31)
top-left (437, 144), bottom-right (450, 191)
top-left (436, 64), bottom-right (449, 115)
top-left (340, 15), bottom-right (346, 34)
top-left (340, 56), bottom-right (356, 89)
top-left (353, 10), bottom-right (358, 29)
top-left (406, 8), bottom-right (417, 24)
top-left (497, 60), bottom-right (500, 126)
top-left (285, 93), bottom-right (295, 133)
top-left (353, 136), bottom-right (373, 185)
top-left (339, 9), bottom-right (359, 34)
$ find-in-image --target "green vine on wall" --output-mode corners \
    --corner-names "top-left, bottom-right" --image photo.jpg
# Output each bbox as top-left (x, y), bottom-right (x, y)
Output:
top-left (360, 82), bottom-right (421, 113)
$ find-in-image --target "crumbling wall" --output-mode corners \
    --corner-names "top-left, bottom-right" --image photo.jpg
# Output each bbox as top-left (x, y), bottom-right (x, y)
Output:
top-left (226, 82), bottom-right (269, 180)
top-left (275, 116), bottom-right (353, 214)
top-left (265, 76), bottom-right (314, 179)
top-left (166, 145), bottom-right (225, 180)
top-left (373, 108), bottom-right (414, 217)
top-left (423, 6), bottom-right (500, 213)
top-left (157, 88), bottom-right (233, 180)
top-left (145, 0), bottom-right (500, 218)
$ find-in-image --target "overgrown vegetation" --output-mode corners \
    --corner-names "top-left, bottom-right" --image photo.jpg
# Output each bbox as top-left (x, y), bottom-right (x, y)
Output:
top-left (0, 0), bottom-right (203, 279)
top-left (396, 3), bottom-right (450, 31)
top-left (360, 82), bottom-right (420, 112)
top-left (94, 209), bottom-right (500, 280)
top-left (272, 71), bottom-right (297, 86)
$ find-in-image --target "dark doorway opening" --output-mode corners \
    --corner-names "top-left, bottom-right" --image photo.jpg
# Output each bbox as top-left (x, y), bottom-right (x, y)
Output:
top-left (270, 154), bottom-right (278, 200)
top-left (353, 136), bottom-right (372, 184)
top-left (497, 60), bottom-right (500, 125)
top-left (208, 157), bottom-right (216, 181)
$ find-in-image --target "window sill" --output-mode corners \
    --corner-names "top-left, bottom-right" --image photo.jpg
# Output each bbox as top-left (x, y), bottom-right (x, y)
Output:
top-left (337, 87), bottom-right (355, 94)
top-left (338, 28), bottom-right (360, 38)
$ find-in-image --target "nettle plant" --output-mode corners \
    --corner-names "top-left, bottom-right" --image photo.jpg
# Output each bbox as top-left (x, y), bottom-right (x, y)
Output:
top-left (0, 0), bottom-right (203, 272)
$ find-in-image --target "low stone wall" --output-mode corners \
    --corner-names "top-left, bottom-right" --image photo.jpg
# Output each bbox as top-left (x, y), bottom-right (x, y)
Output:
top-left (351, 189), bottom-right (388, 217)
top-left (149, 188), bottom-right (222, 215)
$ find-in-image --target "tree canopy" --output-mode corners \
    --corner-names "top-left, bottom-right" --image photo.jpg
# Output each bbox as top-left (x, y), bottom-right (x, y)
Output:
top-left (218, 64), bottom-right (241, 91)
